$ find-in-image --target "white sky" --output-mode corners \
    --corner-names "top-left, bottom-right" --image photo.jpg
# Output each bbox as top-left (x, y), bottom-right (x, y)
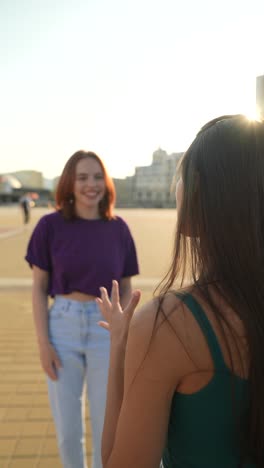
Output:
top-left (1, 0), bottom-right (264, 179)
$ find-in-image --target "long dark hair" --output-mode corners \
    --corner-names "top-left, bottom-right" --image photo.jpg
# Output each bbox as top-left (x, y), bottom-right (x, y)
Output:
top-left (157, 115), bottom-right (264, 465)
top-left (55, 150), bottom-right (116, 220)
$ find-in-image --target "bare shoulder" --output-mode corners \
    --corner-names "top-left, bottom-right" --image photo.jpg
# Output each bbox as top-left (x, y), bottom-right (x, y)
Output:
top-left (126, 292), bottom-right (196, 385)
top-left (130, 291), bottom-right (191, 342)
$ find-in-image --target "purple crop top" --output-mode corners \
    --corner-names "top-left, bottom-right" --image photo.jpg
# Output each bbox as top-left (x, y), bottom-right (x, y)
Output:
top-left (25, 211), bottom-right (139, 297)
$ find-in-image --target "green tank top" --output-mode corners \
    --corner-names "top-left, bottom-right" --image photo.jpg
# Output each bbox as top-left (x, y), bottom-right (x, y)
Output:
top-left (162, 293), bottom-right (255, 468)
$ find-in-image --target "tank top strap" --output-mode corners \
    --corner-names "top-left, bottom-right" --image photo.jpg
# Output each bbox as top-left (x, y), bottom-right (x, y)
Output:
top-left (176, 292), bottom-right (228, 371)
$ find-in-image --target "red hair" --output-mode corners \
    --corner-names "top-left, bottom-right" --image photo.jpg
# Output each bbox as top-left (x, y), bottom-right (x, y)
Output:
top-left (55, 151), bottom-right (116, 220)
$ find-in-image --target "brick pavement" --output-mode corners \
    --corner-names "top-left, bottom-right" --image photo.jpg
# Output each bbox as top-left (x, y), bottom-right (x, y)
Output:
top-left (0, 217), bottom-right (93, 467)
top-left (0, 289), bottom-right (93, 468)
top-left (0, 206), bottom-right (162, 467)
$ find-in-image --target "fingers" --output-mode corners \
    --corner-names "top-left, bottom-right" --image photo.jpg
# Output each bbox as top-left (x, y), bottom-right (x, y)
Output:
top-left (53, 353), bottom-right (62, 371)
top-left (125, 290), bottom-right (141, 317)
top-left (111, 280), bottom-right (120, 305)
top-left (97, 320), bottom-right (110, 331)
top-left (96, 294), bottom-right (110, 321)
top-left (41, 346), bottom-right (62, 381)
top-left (99, 281), bottom-right (120, 306)
top-left (42, 359), bottom-right (58, 380)
top-left (96, 284), bottom-right (142, 338)
top-left (100, 281), bottom-right (120, 307)
top-left (46, 365), bottom-right (58, 381)
top-left (100, 287), bottom-right (111, 305)
top-left (98, 282), bottom-right (141, 316)
top-left (99, 287), bottom-right (112, 316)
top-left (97, 283), bottom-right (120, 321)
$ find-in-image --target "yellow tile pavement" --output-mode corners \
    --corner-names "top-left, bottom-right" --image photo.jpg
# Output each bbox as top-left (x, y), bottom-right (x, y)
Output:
top-left (0, 289), bottom-right (93, 468)
top-left (0, 206), bottom-right (157, 467)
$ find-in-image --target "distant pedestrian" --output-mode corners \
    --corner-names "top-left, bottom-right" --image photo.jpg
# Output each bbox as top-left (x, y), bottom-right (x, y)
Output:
top-left (19, 193), bottom-right (31, 224)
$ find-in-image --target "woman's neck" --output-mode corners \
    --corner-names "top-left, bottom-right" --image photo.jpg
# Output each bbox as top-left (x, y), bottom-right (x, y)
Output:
top-left (74, 205), bottom-right (100, 220)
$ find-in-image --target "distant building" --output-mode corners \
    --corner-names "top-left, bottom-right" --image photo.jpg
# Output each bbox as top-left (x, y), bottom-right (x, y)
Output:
top-left (43, 177), bottom-right (56, 190)
top-left (113, 177), bottom-right (135, 208)
top-left (132, 148), bottom-right (183, 208)
top-left (256, 75), bottom-right (264, 120)
top-left (52, 176), bottom-right (60, 192)
top-left (1, 150), bottom-right (184, 207)
top-left (10, 170), bottom-right (44, 188)
top-left (0, 174), bottom-right (22, 202)
top-left (0, 171), bottom-right (52, 205)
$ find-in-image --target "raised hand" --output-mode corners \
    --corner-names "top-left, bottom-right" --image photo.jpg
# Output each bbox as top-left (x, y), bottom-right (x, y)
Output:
top-left (96, 280), bottom-right (141, 344)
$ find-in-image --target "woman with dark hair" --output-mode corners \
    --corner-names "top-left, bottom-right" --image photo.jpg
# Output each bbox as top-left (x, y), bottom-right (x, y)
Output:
top-left (97, 116), bottom-right (264, 467)
top-left (25, 150), bottom-right (139, 468)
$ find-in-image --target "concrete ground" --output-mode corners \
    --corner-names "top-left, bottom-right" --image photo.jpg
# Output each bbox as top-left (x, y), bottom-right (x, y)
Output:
top-left (0, 205), bottom-right (176, 467)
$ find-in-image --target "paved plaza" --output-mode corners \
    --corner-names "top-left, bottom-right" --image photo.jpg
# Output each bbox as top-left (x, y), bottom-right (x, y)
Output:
top-left (0, 206), bottom-right (85, 467)
top-left (0, 205), bottom-right (170, 467)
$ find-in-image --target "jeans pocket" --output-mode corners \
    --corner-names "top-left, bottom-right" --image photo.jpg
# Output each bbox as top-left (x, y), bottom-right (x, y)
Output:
top-left (49, 303), bottom-right (65, 319)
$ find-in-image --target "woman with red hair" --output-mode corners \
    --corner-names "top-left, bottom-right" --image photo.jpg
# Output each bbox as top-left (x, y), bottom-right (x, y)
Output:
top-left (25, 151), bottom-right (139, 468)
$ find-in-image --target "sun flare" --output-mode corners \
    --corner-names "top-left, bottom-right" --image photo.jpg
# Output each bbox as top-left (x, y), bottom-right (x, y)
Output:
top-left (245, 108), bottom-right (261, 121)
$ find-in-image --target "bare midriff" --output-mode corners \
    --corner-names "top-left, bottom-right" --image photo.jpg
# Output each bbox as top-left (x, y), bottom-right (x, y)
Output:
top-left (59, 292), bottom-right (97, 302)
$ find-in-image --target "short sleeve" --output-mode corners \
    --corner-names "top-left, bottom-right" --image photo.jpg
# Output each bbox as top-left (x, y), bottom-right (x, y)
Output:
top-left (25, 216), bottom-right (52, 271)
top-left (120, 219), bottom-right (139, 278)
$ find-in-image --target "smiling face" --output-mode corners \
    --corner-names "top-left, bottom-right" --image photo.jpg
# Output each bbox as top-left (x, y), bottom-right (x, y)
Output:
top-left (73, 157), bottom-right (106, 218)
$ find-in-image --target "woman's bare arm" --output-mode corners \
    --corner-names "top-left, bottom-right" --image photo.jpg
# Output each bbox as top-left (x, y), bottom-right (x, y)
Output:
top-left (32, 266), bottom-right (61, 380)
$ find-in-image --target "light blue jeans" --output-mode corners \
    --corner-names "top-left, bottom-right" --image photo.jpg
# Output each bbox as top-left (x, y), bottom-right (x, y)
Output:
top-left (47, 296), bottom-right (110, 468)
